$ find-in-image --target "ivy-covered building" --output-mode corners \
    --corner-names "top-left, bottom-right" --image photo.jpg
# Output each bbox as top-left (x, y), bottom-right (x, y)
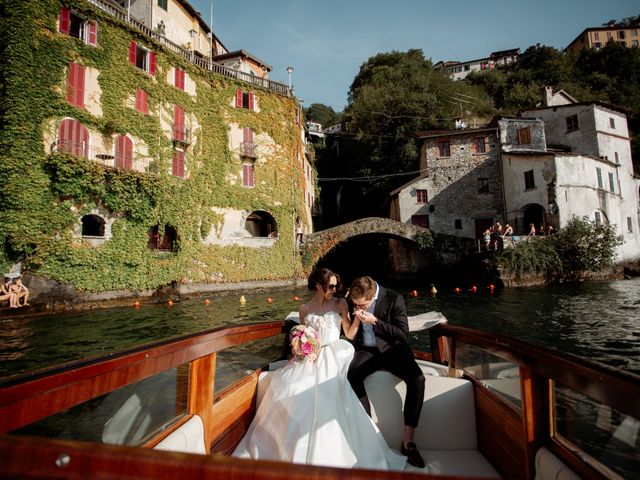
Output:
top-left (0, 0), bottom-right (315, 293)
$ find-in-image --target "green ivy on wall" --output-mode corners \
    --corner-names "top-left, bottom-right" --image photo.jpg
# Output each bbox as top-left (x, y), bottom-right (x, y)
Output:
top-left (0, 0), bottom-right (310, 291)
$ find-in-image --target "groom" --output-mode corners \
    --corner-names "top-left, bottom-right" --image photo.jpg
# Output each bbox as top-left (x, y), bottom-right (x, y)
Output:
top-left (347, 276), bottom-right (426, 468)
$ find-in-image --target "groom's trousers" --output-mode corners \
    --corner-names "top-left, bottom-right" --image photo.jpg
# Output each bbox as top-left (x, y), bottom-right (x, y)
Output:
top-left (348, 345), bottom-right (425, 428)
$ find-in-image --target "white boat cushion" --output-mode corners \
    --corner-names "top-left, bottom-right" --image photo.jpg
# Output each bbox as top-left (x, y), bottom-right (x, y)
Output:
top-left (367, 371), bottom-right (478, 451)
top-left (153, 415), bottom-right (206, 454)
top-left (535, 447), bottom-right (581, 480)
top-left (405, 449), bottom-right (500, 478)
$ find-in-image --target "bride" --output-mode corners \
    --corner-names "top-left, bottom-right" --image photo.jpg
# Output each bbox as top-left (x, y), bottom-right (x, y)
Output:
top-left (233, 267), bottom-right (406, 470)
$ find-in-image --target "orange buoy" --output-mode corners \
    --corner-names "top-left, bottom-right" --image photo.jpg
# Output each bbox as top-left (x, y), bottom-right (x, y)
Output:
top-left (133, 300), bottom-right (141, 308)
top-left (488, 284), bottom-right (495, 294)
top-left (293, 296), bottom-right (300, 301)
top-left (469, 286), bottom-right (477, 293)
top-left (167, 300), bottom-right (174, 306)
top-left (204, 299), bottom-right (210, 305)
top-left (411, 290), bottom-right (418, 297)
top-left (454, 287), bottom-right (461, 294)
top-left (266, 297), bottom-right (273, 303)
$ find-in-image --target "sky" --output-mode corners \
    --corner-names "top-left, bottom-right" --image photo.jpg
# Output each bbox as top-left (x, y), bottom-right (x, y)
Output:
top-left (190, 0), bottom-right (639, 112)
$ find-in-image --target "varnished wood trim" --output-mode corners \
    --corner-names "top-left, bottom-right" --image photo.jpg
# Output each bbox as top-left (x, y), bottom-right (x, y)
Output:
top-left (519, 366), bottom-right (549, 480)
top-left (189, 353), bottom-right (216, 452)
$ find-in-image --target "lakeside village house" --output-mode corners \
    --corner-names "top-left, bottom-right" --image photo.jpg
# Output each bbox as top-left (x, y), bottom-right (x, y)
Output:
top-left (389, 87), bottom-right (640, 264)
top-left (1, 0), bottom-right (316, 291)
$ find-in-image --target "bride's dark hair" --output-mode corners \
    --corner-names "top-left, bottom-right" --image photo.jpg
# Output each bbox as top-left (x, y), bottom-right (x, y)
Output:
top-left (307, 267), bottom-right (341, 292)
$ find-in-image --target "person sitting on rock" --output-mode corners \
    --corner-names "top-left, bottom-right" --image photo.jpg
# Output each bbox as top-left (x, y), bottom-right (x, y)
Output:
top-left (10, 276), bottom-right (29, 307)
top-left (1, 276), bottom-right (18, 308)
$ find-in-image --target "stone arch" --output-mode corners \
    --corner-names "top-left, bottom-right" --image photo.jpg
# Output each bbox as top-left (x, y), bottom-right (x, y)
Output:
top-left (301, 217), bottom-right (430, 274)
top-left (245, 210), bottom-right (277, 237)
top-left (522, 203), bottom-right (546, 235)
top-left (81, 214), bottom-right (105, 237)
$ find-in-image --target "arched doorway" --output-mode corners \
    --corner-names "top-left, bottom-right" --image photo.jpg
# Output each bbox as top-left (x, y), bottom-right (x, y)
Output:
top-left (245, 211), bottom-right (277, 237)
top-left (522, 204), bottom-right (546, 235)
top-left (148, 225), bottom-right (178, 252)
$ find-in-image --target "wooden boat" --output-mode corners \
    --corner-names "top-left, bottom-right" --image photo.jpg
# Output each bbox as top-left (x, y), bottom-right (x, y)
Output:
top-left (0, 312), bottom-right (638, 479)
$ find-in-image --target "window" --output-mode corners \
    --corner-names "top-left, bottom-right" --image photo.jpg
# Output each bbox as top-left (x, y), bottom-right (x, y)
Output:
top-left (633, 40), bottom-right (639, 47)
top-left (174, 67), bottom-right (185, 91)
top-left (81, 214), bottom-right (105, 237)
top-left (609, 117), bottom-right (615, 129)
top-left (628, 217), bottom-right (633, 233)
top-left (158, 0), bottom-right (168, 10)
top-left (172, 106), bottom-right (188, 144)
top-left (242, 127), bottom-right (255, 157)
top-left (129, 40), bottom-right (156, 75)
top-left (236, 88), bottom-right (255, 110)
top-left (516, 127), bottom-right (531, 145)
top-left (454, 219), bottom-right (462, 229)
top-left (608, 172), bottom-right (615, 192)
top-left (595, 42), bottom-right (602, 49)
top-left (596, 167), bottom-right (603, 189)
top-left (473, 137), bottom-right (486, 153)
top-left (135, 88), bottom-right (149, 115)
top-left (172, 150), bottom-right (185, 177)
top-left (66, 62), bottom-right (85, 108)
top-left (478, 178), bottom-right (489, 193)
top-left (411, 215), bottom-right (429, 228)
top-left (615, 152), bottom-right (619, 164)
top-left (437, 140), bottom-right (450, 157)
top-left (115, 135), bottom-right (133, 170)
top-left (618, 31), bottom-right (626, 39)
top-left (242, 163), bottom-right (255, 188)
top-left (594, 211), bottom-right (601, 225)
top-left (245, 211), bottom-right (277, 237)
top-left (148, 225), bottom-right (177, 251)
top-left (416, 189), bottom-right (427, 203)
top-left (634, 30), bottom-right (638, 36)
top-left (607, 32), bottom-right (612, 39)
top-left (566, 114), bottom-right (579, 132)
top-left (524, 170), bottom-right (535, 190)
top-left (594, 32), bottom-right (600, 40)
top-left (58, 119), bottom-right (89, 158)
top-left (59, 7), bottom-right (97, 46)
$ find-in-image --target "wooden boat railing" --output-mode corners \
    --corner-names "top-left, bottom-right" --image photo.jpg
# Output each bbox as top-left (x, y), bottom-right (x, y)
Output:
top-left (0, 320), bottom-right (638, 479)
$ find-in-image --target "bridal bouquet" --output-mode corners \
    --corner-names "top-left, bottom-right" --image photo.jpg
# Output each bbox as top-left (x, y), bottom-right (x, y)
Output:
top-left (290, 324), bottom-right (320, 362)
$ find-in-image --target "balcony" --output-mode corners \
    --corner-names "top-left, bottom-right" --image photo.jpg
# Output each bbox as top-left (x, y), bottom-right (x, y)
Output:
top-left (87, 0), bottom-right (291, 97)
top-left (240, 141), bottom-right (257, 158)
top-left (172, 126), bottom-right (191, 146)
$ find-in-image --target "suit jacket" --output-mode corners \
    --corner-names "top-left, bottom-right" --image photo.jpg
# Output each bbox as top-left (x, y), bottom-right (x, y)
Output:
top-left (352, 285), bottom-right (409, 352)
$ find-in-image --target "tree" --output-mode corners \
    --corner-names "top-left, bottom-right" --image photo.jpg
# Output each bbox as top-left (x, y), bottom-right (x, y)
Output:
top-left (304, 103), bottom-right (340, 127)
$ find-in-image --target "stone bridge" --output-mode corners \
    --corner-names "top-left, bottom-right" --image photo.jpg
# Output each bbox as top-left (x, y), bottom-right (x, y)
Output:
top-left (301, 217), bottom-right (431, 274)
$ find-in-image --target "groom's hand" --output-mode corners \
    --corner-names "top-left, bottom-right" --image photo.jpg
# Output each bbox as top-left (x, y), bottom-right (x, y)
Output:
top-left (356, 309), bottom-right (378, 325)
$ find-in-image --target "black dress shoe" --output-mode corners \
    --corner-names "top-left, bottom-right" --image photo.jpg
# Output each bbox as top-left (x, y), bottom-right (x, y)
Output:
top-left (401, 441), bottom-right (425, 468)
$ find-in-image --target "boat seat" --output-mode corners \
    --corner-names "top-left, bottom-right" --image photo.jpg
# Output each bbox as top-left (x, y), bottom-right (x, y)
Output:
top-left (153, 415), bottom-right (206, 454)
top-left (534, 447), bottom-right (581, 480)
top-left (366, 369), bottom-right (501, 478)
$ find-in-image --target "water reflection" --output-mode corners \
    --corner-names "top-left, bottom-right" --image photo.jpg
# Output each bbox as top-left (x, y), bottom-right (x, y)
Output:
top-left (0, 278), bottom-right (639, 379)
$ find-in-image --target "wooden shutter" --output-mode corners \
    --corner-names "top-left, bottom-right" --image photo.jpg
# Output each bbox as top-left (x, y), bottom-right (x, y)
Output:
top-left (149, 51), bottom-right (156, 75)
top-left (135, 89), bottom-right (148, 115)
top-left (175, 68), bottom-right (185, 90)
top-left (66, 62), bottom-right (85, 108)
top-left (248, 92), bottom-right (255, 111)
top-left (59, 119), bottom-right (88, 158)
top-left (243, 164), bottom-right (254, 187)
top-left (115, 135), bottom-right (133, 170)
top-left (129, 40), bottom-right (137, 65)
top-left (87, 21), bottom-right (98, 46)
top-left (243, 127), bottom-right (253, 156)
top-left (173, 106), bottom-right (185, 142)
top-left (59, 7), bottom-right (70, 34)
top-left (172, 151), bottom-right (185, 177)
top-left (236, 89), bottom-right (243, 108)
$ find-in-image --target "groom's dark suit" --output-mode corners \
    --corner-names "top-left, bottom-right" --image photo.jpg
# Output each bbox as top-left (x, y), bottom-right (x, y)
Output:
top-left (347, 284), bottom-right (425, 428)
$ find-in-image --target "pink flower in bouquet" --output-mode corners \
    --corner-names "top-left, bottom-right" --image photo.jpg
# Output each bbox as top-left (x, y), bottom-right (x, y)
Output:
top-left (290, 324), bottom-right (320, 362)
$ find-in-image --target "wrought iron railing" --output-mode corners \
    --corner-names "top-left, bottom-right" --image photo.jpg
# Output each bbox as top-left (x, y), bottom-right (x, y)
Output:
top-left (86, 0), bottom-right (291, 97)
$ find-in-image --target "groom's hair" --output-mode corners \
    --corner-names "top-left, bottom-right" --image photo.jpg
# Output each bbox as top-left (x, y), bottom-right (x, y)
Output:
top-left (348, 276), bottom-right (376, 300)
top-left (307, 267), bottom-right (341, 291)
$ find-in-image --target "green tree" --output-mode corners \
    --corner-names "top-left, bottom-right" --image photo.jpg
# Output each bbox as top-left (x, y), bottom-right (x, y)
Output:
top-left (304, 103), bottom-right (340, 127)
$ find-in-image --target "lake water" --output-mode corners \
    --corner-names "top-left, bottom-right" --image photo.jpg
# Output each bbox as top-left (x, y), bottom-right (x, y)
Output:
top-left (1, 277), bottom-right (639, 379)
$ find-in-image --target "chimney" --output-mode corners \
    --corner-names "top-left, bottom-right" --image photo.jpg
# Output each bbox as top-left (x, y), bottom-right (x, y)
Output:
top-left (542, 86), bottom-right (553, 107)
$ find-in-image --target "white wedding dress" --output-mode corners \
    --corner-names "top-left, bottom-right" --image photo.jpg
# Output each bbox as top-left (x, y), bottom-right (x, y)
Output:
top-left (233, 311), bottom-right (406, 470)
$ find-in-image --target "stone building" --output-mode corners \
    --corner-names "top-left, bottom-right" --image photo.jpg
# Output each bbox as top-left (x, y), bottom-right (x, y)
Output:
top-left (0, 0), bottom-right (313, 292)
top-left (565, 20), bottom-right (640, 55)
top-left (390, 127), bottom-right (503, 239)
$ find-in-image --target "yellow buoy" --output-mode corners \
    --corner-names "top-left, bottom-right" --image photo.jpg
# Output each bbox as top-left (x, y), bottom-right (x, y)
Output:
top-left (430, 284), bottom-right (437, 295)
top-left (239, 295), bottom-right (246, 306)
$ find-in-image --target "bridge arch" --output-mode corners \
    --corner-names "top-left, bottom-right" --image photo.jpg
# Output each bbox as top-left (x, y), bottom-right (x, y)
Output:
top-left (301, 217), bottom-right (431, 274)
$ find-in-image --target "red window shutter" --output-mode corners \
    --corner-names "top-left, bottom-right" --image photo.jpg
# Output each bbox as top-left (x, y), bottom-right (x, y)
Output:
top-left (243, 164), bottom-right (254, 187)
top-left (135, 89), bottom-right (148, 115)
top-left (59, 119), bottom-right (88, 158)
top-left (66, 62), bottom-right (85, 108)
top-left (66, 63), bottom-right (77, 104)
top-left (115, 135), bottom-right (133, 170)
top-left (248, 92), bottom-right (255, 111)
top-left (87, 21), bottom-right (98, 46)
top-left (172, 151), bottom-right (185, 177)
top-left (173, 106), bottom-right (185, 142)
top-left (243, 127), bottom-right (253, 156)
top-left (236, 89), bottom-right (243, 108)
top-left (59, 7), bottom-right (70, 34)
top-left (75, 63), bottom-right (85, 108)
top-left (175, 68), bottom-right (185, 90)
top-left (129, 40), bottom-right (137, 65)
top-left (149, 51), bottom-right (156, 75)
